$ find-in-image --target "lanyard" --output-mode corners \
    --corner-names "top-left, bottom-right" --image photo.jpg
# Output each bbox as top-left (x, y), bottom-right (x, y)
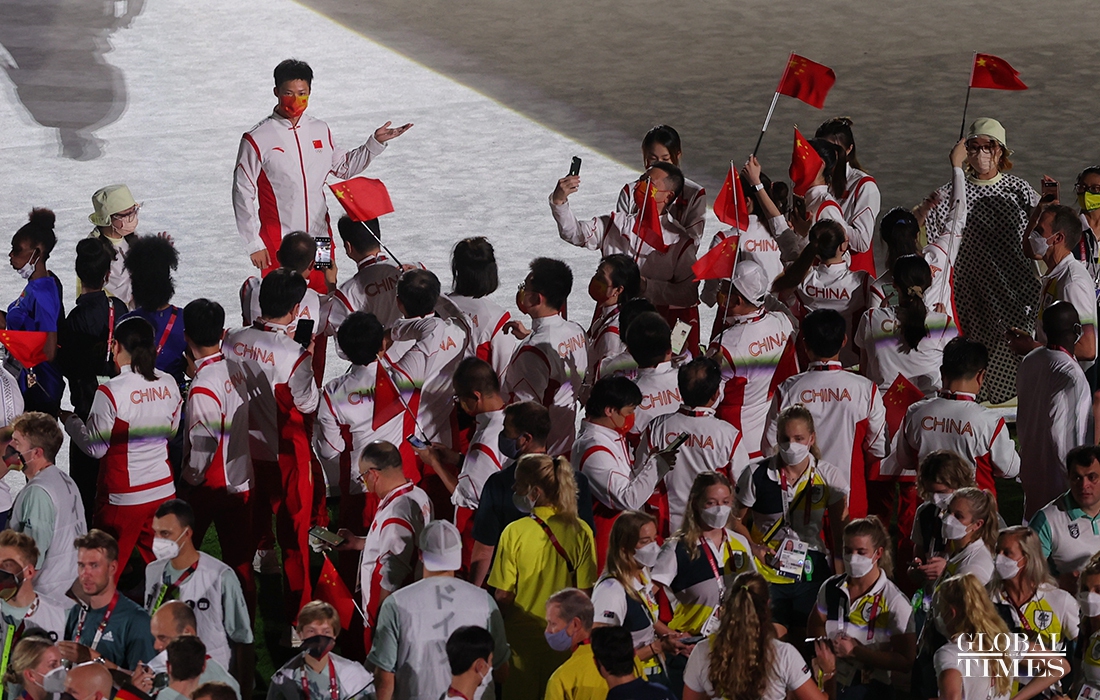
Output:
top-left (105, 297), bottom-right (115, 362)
top-left (700, 533), bottom-right (728, 599)
top-left (300, 657), bottom-right (339, 700)
top-left (152, 560), bottom-right (199, 612)
top-left (445, 690), bottom-right (472, 700)
top-left (75, 590), bottom-right (119, 651)
top-left (771, 462), bottom-right (815, 542)
top-left (0, 613), bottom-right (28, 687)
top-left (938, 390), bottom-right (975, 402)
top-left (864, 593), bottom-right (882, 642)
top-left (529, 513), bottom-right (575, 575)
top-left (809, 362), bottom-right (843, 371)
top-left (156, 308), bottom-right (179, 355)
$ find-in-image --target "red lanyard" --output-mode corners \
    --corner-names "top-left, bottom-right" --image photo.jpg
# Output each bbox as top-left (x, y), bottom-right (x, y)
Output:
top-left (864, 593), bottom-right (882, 642)
top-left (300, 657), bottom-right (339, 700)
top-left (779, 466), bottom-right (814, 524)
top-left (700, 534), bottom-right (728, 598)
top-left (105, 297), bottom-right (115, 362)
top-left (156, 308), bottom-right (179, 355)
top-left (75, 590), bottom-right (119, 650)
top-left (938, 391), bottom-right (975, 402)
top-left (445, 690), bottom-right (472, 700)
top-left (152, 560), bottom-right (199, 612)
top-left (530, 513), bottom-right (576, 575)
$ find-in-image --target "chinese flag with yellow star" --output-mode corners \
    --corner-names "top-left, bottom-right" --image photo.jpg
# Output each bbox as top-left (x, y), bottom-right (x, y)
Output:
top-left (314, 556), bottom-right (356, 627)
top-left (789, 128), bottom-right (825, 197)
top-left (692, 234), bottom-right (739, 281)
top-left (777, 54), bottom-right (836, 109)
top-left (713, 164), bottom-right (750, 231)
top-left (631, 180), bottom-right (669, 253)
top-left (0, 330), bottom-right (48, 368)
top-left (970, 53), bottom-right (1027, 90)
top-left (883, 374), bottom-right (925, 438)
top-left (328, 177), bottom-right (394, 221)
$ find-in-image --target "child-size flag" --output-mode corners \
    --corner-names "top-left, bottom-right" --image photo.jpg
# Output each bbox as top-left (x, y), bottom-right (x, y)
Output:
top-left (314, 556), bottom-right (356, 627)
top-left (632, 180), bottom-right (669, 253)
top-left (969, 53), bottom-right (1027, 91)
top-left (883, 374), bottom-right (925, 438)
top-left (692, 235), bottom-right (739, 281)
top-left (0, 330), bottom-right (48, 368)
top-left (777, 54), bottom-right (836, 109)
top-left (789, 128), bottom-right (825, 197)
top-left (713, 165), bottom-right (750, 231)
top-left (329, 178), bottom-right (395, 221)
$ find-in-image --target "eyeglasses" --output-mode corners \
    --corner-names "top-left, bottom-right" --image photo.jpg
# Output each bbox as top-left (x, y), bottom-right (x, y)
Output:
top-left (965, 141), bottom-right (999, 155)
top-left (354, 468), bottom-right (381, 486)
top-left (1075, 183), bottom-right (1100, 195)
top-left (111, 205), bottom-right (140, 221)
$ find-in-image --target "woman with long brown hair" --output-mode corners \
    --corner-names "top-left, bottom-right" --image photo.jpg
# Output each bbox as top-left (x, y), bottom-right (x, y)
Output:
top-left (682, 571), bottom-right (825, 700)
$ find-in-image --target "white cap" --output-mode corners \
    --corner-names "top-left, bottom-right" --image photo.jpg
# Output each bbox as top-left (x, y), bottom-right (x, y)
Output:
top-left (732, 260), bottom-right (768, 306)
top-left (420, 520), bottom-right (462, 572)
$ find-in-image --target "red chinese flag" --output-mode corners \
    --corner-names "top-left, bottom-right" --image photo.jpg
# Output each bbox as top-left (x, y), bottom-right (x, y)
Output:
top-left (329, 178), bottom-right (395, 221)
top-left (789, 128), bottom-right (825, 197)
top-left (632, 181), bottom-right (669, 253)
top-left (314, 556), bottom-right (356, 627)
top-left (776, 54), bottom-right (836, 109)
top-left (969, 53), bottom-right (1027, 91)
top-left (883, 374), bottom-right (925, 438)
top-left (713, 165), bottom-right (750, 231)
top-left (0, 330), bottom-right (48, 368)
top-left (692, 235), bottom-right (739, 281)
top-left (372, 363), bottom-right (406, 430)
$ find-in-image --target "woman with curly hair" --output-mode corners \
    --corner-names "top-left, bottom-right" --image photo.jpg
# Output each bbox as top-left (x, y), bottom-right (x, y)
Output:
top-left (682, 571), bottom-right (825, 700)
top-left (931, 573), bottom-right (1014, 700)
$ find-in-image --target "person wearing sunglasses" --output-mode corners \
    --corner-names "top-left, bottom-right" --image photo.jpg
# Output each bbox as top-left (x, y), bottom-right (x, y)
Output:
top-left (0, 530), bottom-right (69, 645)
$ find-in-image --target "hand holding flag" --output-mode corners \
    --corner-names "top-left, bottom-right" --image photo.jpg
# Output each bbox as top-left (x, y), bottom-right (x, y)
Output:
top-left (692, 235), bottom-right (739, 281)
top-left (0, 330), bottom-right (49, 368)
top-left (314, 555), bottom-right (357, 626)
top-left (883, 374), bottom-right (926, 438)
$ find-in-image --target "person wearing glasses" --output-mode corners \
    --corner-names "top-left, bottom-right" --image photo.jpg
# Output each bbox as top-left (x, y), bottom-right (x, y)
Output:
top-left (86, 184), bottom-right (141, 309)
top-left (917, 118), bottom-right (1040, 405)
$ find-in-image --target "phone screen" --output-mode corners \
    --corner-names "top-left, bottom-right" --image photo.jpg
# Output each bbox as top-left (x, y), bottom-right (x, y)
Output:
top-left (406, 435), bottom-right (429, 450)
top-left (314, 236), bottom-right (333, 269)
top-left (309, 526), bottom-right (345, 547)
top-left (293, 319), bottom-right (315, 347)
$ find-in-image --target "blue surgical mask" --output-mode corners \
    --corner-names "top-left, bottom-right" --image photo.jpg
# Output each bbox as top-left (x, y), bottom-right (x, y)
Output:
top-left (545, 626), bottom-right (573, 652)
top-left (498, 434), bottom-right (521, 460)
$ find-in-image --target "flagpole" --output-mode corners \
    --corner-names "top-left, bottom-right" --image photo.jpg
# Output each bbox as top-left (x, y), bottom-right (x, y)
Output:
top-left (753, 53), bottom-right (793, 156)
top-left (361, 222), bottom-right (403, 267)
top-left (377, 354), bottom-right (428, 439)
top-left (324, 552), bottom-right (366, 620)
top-left (716, 161), bottom-right (743, 342)
top-left (633, 178), bottom-right (650, 263)
top-left (959, 52), bottom-right (976, 140)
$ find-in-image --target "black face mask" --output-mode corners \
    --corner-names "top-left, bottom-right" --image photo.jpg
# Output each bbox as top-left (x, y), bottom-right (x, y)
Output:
top-left (0, 567), bottom-right (23, 601)
top-left (3, 445), bottom-right (26, 471)
top-left (301, 635), bottom-right (335, 660)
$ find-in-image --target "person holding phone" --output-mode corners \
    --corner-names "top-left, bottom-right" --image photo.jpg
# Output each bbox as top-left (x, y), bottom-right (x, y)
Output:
top-left (815, 117), bottom-right (880, 277)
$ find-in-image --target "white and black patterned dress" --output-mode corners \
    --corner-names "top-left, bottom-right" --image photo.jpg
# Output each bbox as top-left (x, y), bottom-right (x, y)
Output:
top-left (925, 172), bottom-right (1039, 404)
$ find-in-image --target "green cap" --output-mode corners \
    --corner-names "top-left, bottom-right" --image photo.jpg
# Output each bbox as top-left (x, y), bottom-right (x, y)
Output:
top-left (966, 118), bottom-right (1009, 152)
top-left (89, 185), bottom-right (137, 227)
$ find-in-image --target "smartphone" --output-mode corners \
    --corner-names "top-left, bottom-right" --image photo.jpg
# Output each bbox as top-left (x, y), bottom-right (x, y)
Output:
top-left (406, 435), bottom-right (429, 450)
top-left (664, 432), bottom-right (690, 452)
top-left (293, 319), bottom-right (315, 348)
top-left (679, 635), bottom-right (706, 646)
top-left (670, 319), bottom-right (691, 356)
top-left (568, 156), bottom-right (582, 177)
top-left (314, 236), bottom-right (333, 270)
top-left (309, 526), bottom-right (346, 548)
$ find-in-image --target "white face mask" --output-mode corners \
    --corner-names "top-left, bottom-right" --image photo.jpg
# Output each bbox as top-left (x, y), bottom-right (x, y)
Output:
top-left (933, 611), bottom-right (949, 637)
top-left (941, 513), bottom-right (970, 541)
top-left (151, 532), bottom-right (186, 561)
top-left (39, 666), bottom-right (68, 694)
top-left (16, 251), bottom-right (38, 281)
top-left (931, 492), bottom-right (953, 511)
top-left (700, 505), bottom-right (731, 529)
top-left (777, 441), bottom-right (811, 466)
top-left (633, 541), bottom-right (660, 569)
top-left (1077, 591), bottom-right (1100, 617)
top-left (1029, 229), bottom-right (1050, 257)
top-left (476, 663), bottom-right (493, 695)
top-left (843, 553), bottom-right (876, 579)
top-left (994, 553), bottom-right (1021, 580)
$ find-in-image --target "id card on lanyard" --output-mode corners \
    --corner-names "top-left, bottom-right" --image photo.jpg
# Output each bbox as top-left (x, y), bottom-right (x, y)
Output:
top-left (300, 657), bottom-right (340, 700)
top-left (700, 535), bottom-right (727, 635)
top-left (74, 590), bottom-right (120, 651)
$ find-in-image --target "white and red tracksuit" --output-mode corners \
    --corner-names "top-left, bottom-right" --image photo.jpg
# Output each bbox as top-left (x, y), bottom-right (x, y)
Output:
top-left (359, 481), bottom-right (432, 652)
top-left (638, 406), bottom-right (751, 534)
top-left (631, 361), bottom-right (682, 437)
top-left (181, 352), bottom-right (255, 611)
top-left (795, 261), bottom-right (877, 367)
top-left (882, 391), bottom-right (1021, 491)
top-left (855, 308), bottom-right (957, 398)
top-left (224, 320), bottom-right (318, 612)
top-left (64, 368), bottom-right (181, 575)
top-left (232, 111), bottom-right (386, 284)
top-left (701, 216), bottom-right (786, 309)
top-left (448, 294), bottom-right (516, 379)
top-left (763, 361), bottom-right (887, 518)
top-left (837, 166), bottom-right (881, 276)
top-left (241, 278), bottom-right (323, 334)
top-left (387, 316), bottom-right (468, 446)
top-left (710, 309), bottom-right (797, 459)
top-left (502, 314), bottom-right (588, 458)
top-left (586, 305), bottom-right (626, 396)
top-left (575, 419), bottom-right (663, 569)
top-left (551, 197), bottom-right (702, 351)
top-left (452, 408), bottom-right (506, 566)
top-left (322, 254), bottom-right (405, 333)
top-left (616, 178), bottom-right (708, 243)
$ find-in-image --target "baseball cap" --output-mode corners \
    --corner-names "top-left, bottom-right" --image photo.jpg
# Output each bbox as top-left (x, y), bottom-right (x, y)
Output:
top-left (731, 260), bottom-right (768, 306)
top-left (966, 118), bottom-right (1009, 151)
top-left (420, 520), bottom-right (462, 572)
top-left (89, 185), bottom-right (137, 227)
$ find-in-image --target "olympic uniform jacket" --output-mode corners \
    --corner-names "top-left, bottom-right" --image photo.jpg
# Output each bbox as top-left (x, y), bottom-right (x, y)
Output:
top-left (0, 594), bottom-right (69, 644)
top-left (710, 309), bottom-right (797, 459)
top-left (269, 652), bottom-right (373, 700)
top-left (585, 305), bottom-right (625, 398)
top-left (387, 315), bottom-right (468, 445)
top-left (837, 166), bottom-right (881, 275)
top-left (65, 368), bottom-right (182, 506)
top-left (10, 465), bottom-right (86, 600)
top-left (883, 391), bottom-right (1020, 487)
top-left (630, 362), bottom-right (682, 436)
top-left (701, 215), bottom-right (788, 307)
top-left (449, 294), bottom-right (516, 380)
top-left (182, 352), bottom-right (252, 494)
top-left (502, 314), bottom-right (588, 457)
top-left (322, 254), bottom-right (405, 334)
top-left (359, 482), bottom-right (432, 630)
top-left (616, 177), bottom-right (708, 243)
top-left (763, 362), bottom-right (887, 517)
top-left (233, 112), bottom-right (386, 255)
top-left (241, 280), bottom-right (322, 340)
top-left (453, 409), bottom-right (507, 510)
top-left (855, 308), bottom-right (957, 396)
top-left (223, 321), bottom-right (319, 465)
top-left (795, 261), bottom-right (876, 367)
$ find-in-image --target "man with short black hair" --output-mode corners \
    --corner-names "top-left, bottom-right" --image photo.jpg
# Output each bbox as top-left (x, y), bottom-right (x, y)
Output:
top-left (504, 258), bottom-right (588, 457)
top-left (323, 217), bottom-right (405, 331)
top-left (622, 312), bottom-right (681, 436)
top-left (1030, 445), bottom-right (1100, 593)
top-left (193, 682), bottom-right (238, 700)
top-left (592, 626), bottom-right (675, 700)
top-left (159, 636), bottom-right (207, 700)
top-left (442, 626), bottom-right (496, 700)
top-left (233, 58), bottom-right (412, 284)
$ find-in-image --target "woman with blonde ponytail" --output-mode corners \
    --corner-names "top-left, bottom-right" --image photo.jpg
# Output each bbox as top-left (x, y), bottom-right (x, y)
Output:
top-left (683, 571), bottom-right (825, 700)
top-left (487, 454), bottom-right (596, 700)
top-left (931, 573), bottom-right (1013, 700)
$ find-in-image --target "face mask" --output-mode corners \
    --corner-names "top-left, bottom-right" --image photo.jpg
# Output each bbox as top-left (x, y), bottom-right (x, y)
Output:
top-left (941, 513), bottom-right (970, 541)
top-left (544, 625), bottom-right (573, 652)
top-left (634, 541), bottom-right (660, 569)
top-left (615, 413), bottom-right (635, 436)
top-left (278, 94), bottom-right (308, 119)
top-left (512, 491), bottom-right (535, 514)
top-left (994, 553), bottom-right (1021, 580)
top-left (969, 151), bottom-right (995, 174)
top-left (3, 445), bottom-right (26, 472)
top-left (0, 567), bottom-right (25, 600)
top-left (112, 215), bottom-right (138, 237)
top-left (931, 492), bottom-right (953, 511)
top-left (1029, 229), bottom-right (1050, 257)
top-left (516, 287), bottom-right (534, 315)
top-left (39, 666), bottom-right (68, 694)
top-left (1079, 192), bottom-right (1100, 212)
top-left (588, 277), bottom-right (611, 305)
top-left (1077, 591), bottom-right (1100, 617)
top-left (498, 434), bottom-right (521, 460)
top-left (16, 251), bottom-right (38, 281)
top-left (476, 663), bottom-right (493, 694)
top-left (151, 532), bottom-right (186, 561)
top-left (933, 611), bottom-right (949, 637)
top-left (59, 693), bottom-right (76, 700)
top-left (301, 635), bottom-right (335, 660)
top-left (777, 441), bottom-right (811, 466)
top-left (843, 553), bottom-right (877, 579)
top-left (700, 505), bottom-right (731, 529)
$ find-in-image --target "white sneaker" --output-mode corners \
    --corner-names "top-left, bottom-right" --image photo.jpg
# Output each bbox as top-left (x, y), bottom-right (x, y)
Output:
top-left (253, 549), bottom-right (281, 575)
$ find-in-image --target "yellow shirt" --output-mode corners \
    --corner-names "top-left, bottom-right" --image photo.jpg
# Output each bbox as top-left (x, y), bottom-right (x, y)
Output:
top-left (544, 644), bottom-right (608, 700)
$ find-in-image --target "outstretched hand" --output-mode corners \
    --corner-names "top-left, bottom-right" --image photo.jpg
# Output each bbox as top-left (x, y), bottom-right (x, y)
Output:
top-left (374, 121), bottom-right (413, 143)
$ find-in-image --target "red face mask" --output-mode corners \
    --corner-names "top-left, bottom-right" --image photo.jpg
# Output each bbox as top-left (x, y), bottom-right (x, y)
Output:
top-left (516, 287), bottom-right (534, 315)
top-left (278, 94), bottom-right (309, 119)
top-left (588, 277), bottom-right (609, 304)
top-left (616, 412), bottom-right (635, 436)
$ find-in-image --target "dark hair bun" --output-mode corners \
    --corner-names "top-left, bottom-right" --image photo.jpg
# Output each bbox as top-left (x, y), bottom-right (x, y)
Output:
top-left (27, 208), bottom-right (55, 230)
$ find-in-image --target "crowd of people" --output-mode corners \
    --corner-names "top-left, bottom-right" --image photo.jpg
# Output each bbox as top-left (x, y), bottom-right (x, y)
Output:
top-left (0, 56), bottom-right (1097, 700)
